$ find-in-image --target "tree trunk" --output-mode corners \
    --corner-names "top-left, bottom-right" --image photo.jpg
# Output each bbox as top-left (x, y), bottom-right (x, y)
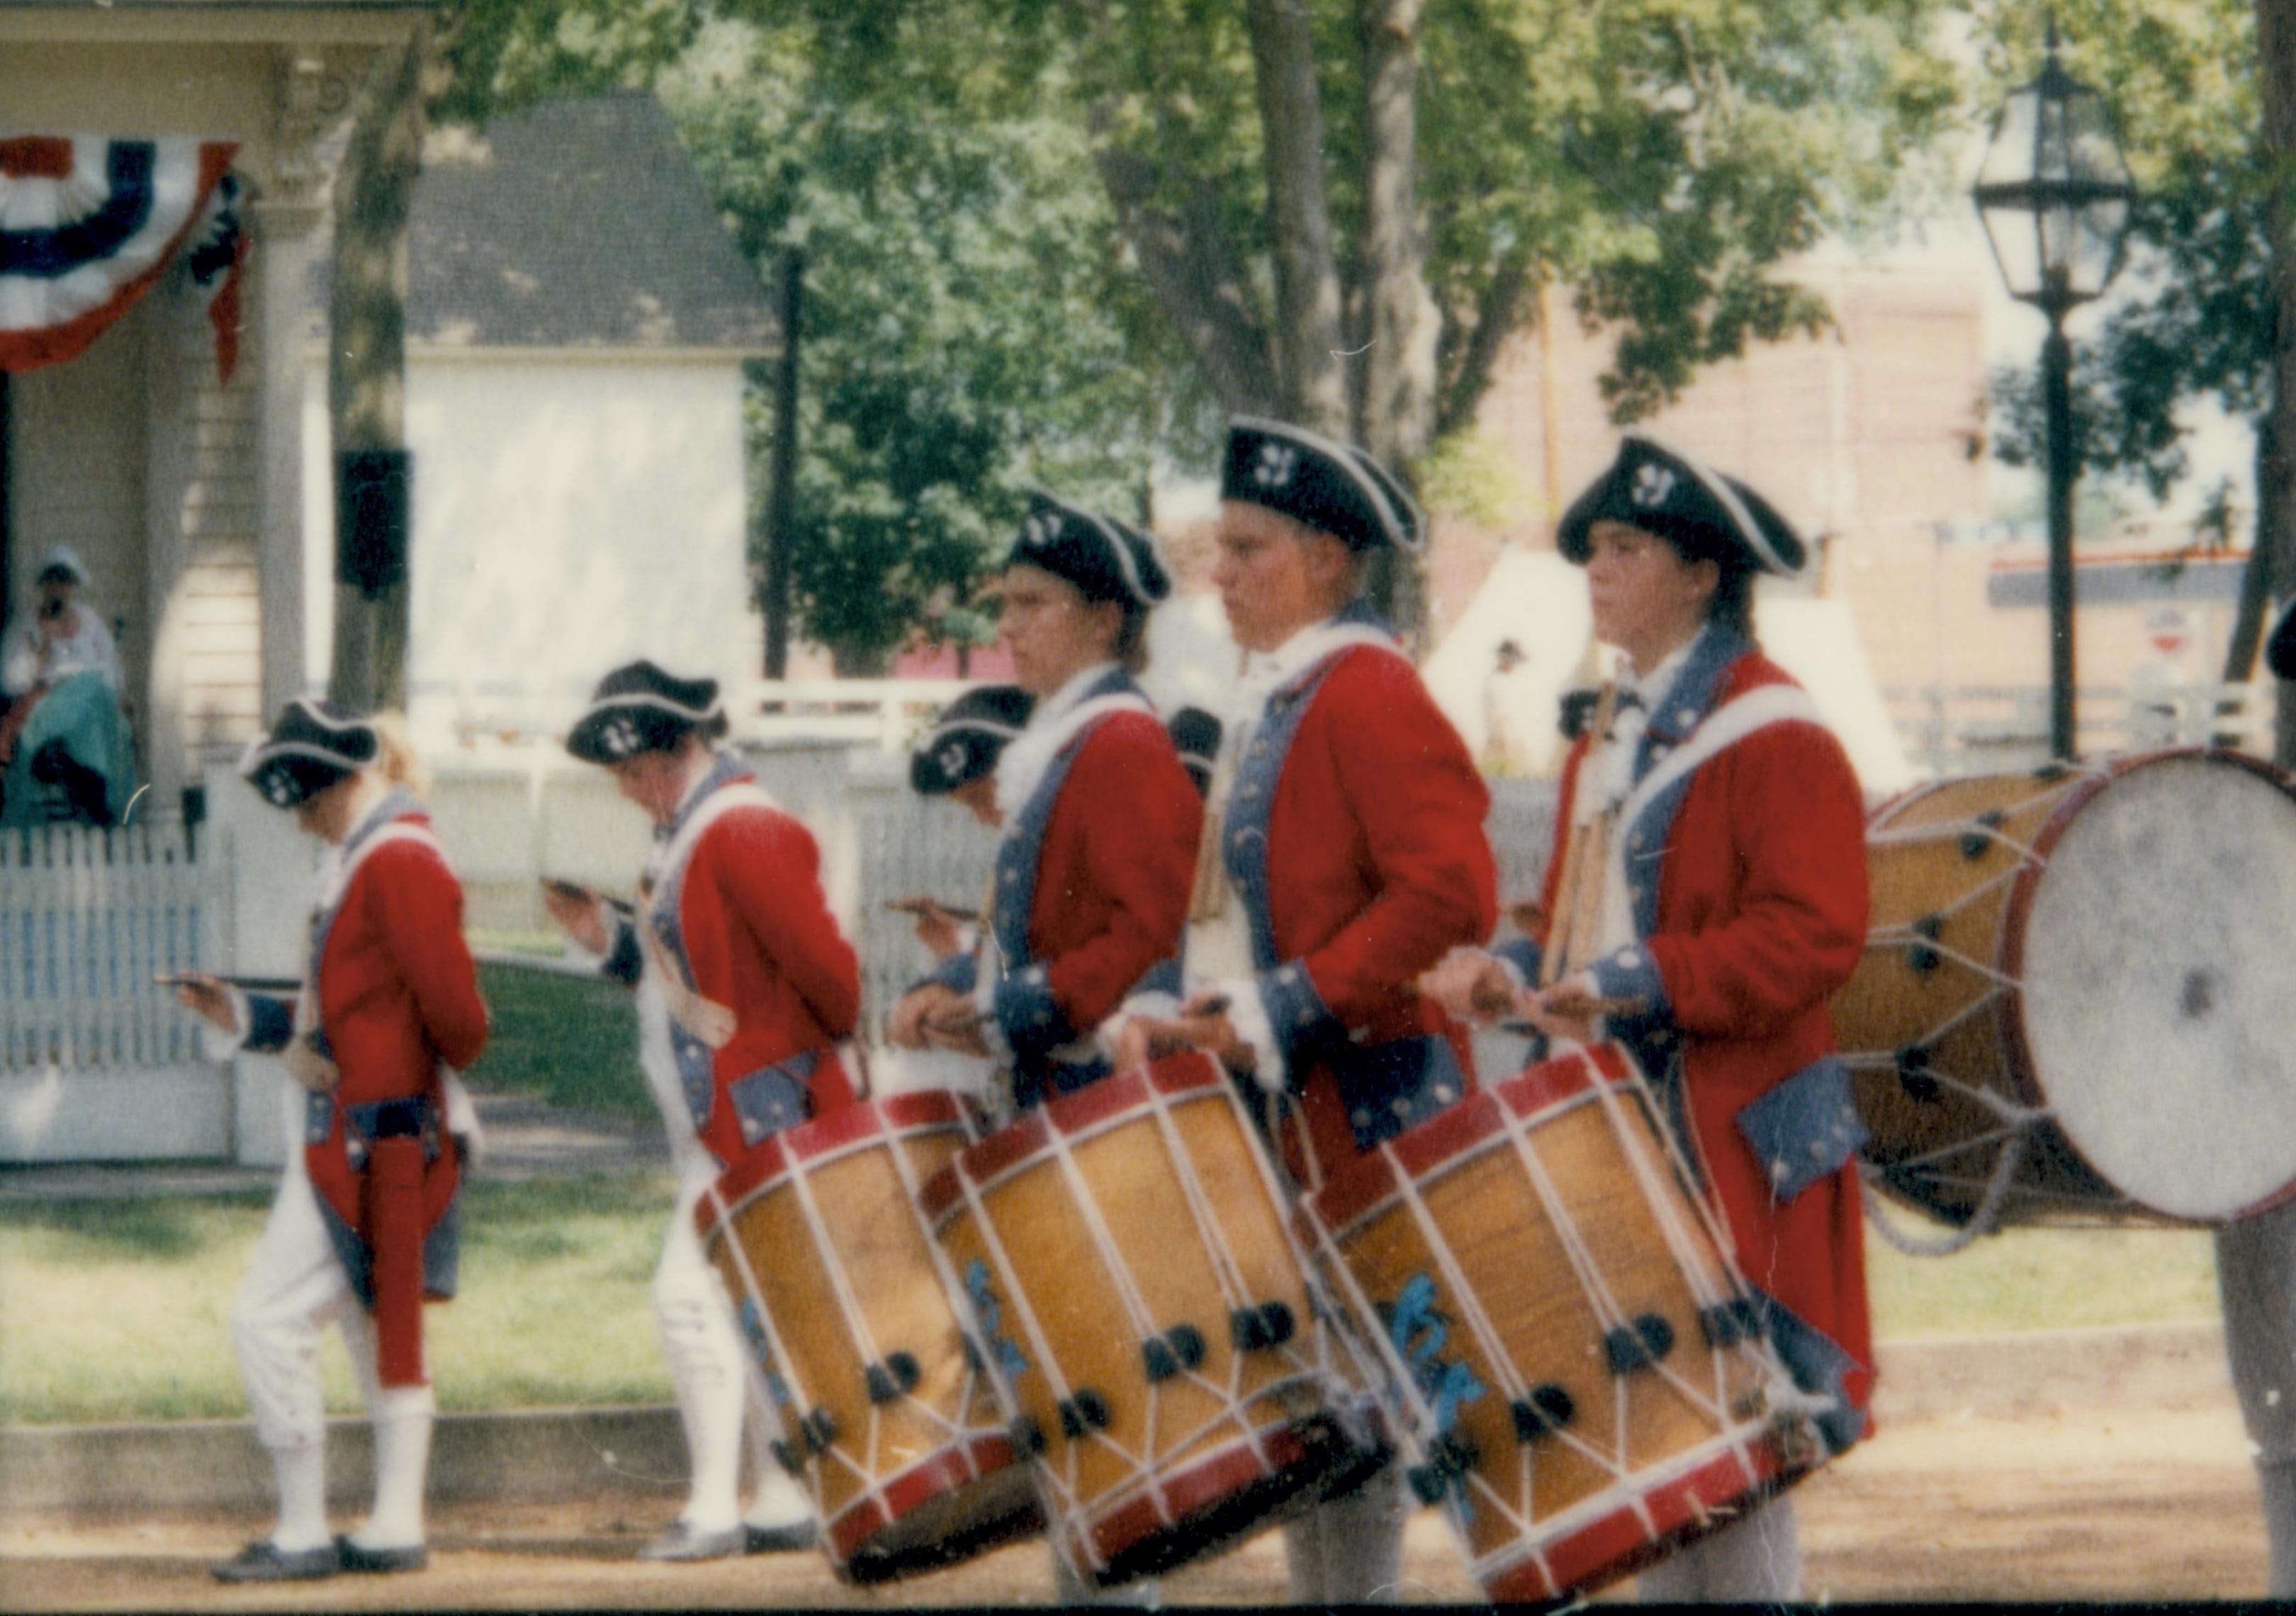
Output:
top-left (2260, 0), bottom-right (2296, 768)
top-left (1246, 0), bottom-right (1347, 433)
top-left (327, 29), bottom-right (434, 712)
top-left (1092, 147), bottom-right (1281, 415)
top-left (1356, 0), bottom-right (1436, 649)
top-left (2215, 418), bottom-right (2277, 746)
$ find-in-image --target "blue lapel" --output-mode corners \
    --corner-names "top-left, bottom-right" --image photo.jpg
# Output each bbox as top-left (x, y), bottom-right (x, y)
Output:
top-left (1619, 627), bottom-right (1753, 942)
top-left (1221, 599), bottom-right (1395, 970)
top-left (990, 668), bottom-right (1140, 968)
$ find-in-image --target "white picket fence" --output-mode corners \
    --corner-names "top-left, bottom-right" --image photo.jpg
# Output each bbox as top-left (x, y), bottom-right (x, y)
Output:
top-left (1884, 682), bottom-right (2280, 777)
top-left (0, 820), bottom-right (206, 1072)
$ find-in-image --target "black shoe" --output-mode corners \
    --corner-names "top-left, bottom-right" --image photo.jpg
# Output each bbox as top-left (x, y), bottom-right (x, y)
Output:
top-left (334, 1535), bottom-right (429, 1574)
top-left (743, 1520), bottom-right (818, 1555)
top-left (210, 1539), bottom-right (339, 1583)
top-left (638, 1521), bottom-right (745, 1562)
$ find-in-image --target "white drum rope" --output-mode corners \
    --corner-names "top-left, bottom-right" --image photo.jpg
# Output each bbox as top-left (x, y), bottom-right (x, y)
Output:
top-left (870, 1118), bottom-right (998, 1452)
top-left (699, 1178), bottom-right (850, 1523)
top-left (1857, 1130), bottom-right (2026, 1257)
top-left (1502, 1090), bottom-right (1740, 1461)
top-left (944, 1169), bottom-right (1101, 1562)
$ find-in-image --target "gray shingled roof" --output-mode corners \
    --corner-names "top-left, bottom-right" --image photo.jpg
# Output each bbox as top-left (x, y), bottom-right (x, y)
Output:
top-left (310, 92), bottom-right (776, 353)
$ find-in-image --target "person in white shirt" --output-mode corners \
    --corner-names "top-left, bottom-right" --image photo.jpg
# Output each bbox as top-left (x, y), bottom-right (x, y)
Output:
top-left (1, 546), bottom-right (130, 826)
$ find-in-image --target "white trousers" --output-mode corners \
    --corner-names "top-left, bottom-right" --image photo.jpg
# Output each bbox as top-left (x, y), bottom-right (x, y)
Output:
top-left (233, 1167), bottom-right (392, 1452)
top-left (657, 1179), bottom-right (811, 1533)
top-left (2217, 1203), bottom-right (2296, 1595)
top-left (1282, 1461), bottom-right (1408, 1603)
top-left (1634, 1493), bottom-right (1801, 1603)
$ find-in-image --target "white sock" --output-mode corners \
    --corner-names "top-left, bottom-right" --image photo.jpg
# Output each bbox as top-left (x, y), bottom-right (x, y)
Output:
top-left (741, 1391), bottom-right (812, 1530)
top-left (272, 1443), bottom-right (331, 1552)
top-left (352, 1385), bottom-right (434, 1549)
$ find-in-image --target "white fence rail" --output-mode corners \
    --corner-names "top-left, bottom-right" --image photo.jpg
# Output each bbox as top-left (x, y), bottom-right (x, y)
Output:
top-left (1884, 682), bottom-right (2280, 777)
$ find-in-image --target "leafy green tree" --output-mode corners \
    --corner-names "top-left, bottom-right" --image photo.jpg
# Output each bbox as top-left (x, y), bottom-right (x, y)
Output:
top-left (733, 0), bottom-right (1961, 635)
top-left (663, 26), bottom-right (1204, 672)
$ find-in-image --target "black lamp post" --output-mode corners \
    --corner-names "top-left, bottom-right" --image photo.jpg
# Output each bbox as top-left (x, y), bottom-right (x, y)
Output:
top-left (1973, 17), bottom-right (2135, 760)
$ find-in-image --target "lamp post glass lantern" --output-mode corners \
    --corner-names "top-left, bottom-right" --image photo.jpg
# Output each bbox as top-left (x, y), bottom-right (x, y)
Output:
top-left (1973, 17), bottom-right (2136, 761)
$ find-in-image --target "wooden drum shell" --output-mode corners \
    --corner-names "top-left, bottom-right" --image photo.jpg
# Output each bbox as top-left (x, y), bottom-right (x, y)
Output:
top-left (698, 1092), bottom-right (1041, 1582)
top-left (1300, 1045), bottom-right (1812, 1602)
top-left (919, 1055), bottom-right (1367, 1588)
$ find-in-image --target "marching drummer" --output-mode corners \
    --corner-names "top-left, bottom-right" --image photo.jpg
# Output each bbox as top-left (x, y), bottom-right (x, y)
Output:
top-left (888, 493), bottom-right (1200, 1120)
top-left (172, 701), bottom-right (486, 1582)
top-left (1111, 417), bottom-right (1498, 1603)
top-left (544, 659), bottom-right (858, 1561)
top-left (1424, 432), bottom-right (1874, 1603)
top-left (900, 684), bottom-right (1033, 961)
top-left (2218, 601), bottom-right (2296, 1594)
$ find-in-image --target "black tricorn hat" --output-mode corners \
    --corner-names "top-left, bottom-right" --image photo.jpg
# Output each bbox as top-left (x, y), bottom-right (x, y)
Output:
top-left (1002, 491), bottom-right (1171, 609)
top-left (1557, 432), bottom-right (1806, 578)
top-left (911, 685), bottom-right (1034, 797)
top-left (2268, 597), bottom-right (2296, 680)
top-left (1221, 416), bottom-right (1421, 554)
top-left (239, 697), bottom-right (379, 809)
top-left (1168, 707), bottom-right (1222, 797)
top-left (565, 660), bottom-right (723, 765)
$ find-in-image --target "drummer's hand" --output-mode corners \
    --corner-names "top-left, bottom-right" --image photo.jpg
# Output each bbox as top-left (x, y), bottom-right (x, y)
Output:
top-left (541, 883), bottom-right (609, 955)
top-left (171, 972), bottom-right (240, 1035)
top-left (1177, 994), bottom-right (1256, 1077)
top-left (1419, 948), bottom-right (1517, 1023)
top-left (890, 985), bottom-right (955, 1051)
top-left (1517, 972), bottom-right (1602, 1044)
top-left (1110, 1005), bottom-right (1247, 1072)
top-left (909, 899), bottom-right (965, 962)
top-left (925, 1009), bottom-right (993, 1059)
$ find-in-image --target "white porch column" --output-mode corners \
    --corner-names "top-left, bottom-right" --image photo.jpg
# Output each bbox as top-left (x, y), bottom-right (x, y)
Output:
top-left (250, 196), bottom-right (322, 718)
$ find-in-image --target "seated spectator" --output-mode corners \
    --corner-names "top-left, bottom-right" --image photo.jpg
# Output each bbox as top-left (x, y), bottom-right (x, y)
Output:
top-left (1, 547), bottom-right (134, 827)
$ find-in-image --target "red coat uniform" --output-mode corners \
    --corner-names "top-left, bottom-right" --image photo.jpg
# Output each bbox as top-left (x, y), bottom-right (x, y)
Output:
top-left (936, 675), bottom-right (1200, 1109)
top-left (1521, 633), bottom-right (1874, 1444)
top-left (1224, 625), bottom-right (1497, 1186)
top-left (608, 758), bottom-right (862, 1167)
top-left (245, 796), bottom-right (488, 1386)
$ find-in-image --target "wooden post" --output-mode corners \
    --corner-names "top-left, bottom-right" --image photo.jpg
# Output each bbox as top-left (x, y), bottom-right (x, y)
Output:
top-left (762, 248), bottom-right (804, 680)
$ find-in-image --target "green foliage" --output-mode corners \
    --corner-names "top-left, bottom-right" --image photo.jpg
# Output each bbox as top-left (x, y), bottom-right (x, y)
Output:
top-left (467, 958), bottom-right (651, 1121)
top-left (732, 0), bottom-right (1962, 429)
top-left (664, 22), bottom-right (1202, 670)
top-left (1977, 0), bottom-right (2268, 504)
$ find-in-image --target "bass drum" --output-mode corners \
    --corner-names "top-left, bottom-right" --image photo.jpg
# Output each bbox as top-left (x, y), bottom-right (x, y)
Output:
top-left (1833, 748), bottom-right (2296, 1228)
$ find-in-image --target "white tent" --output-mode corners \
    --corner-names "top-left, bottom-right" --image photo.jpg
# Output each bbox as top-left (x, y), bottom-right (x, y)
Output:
top-left (1426, 549), bottom-right (1914, 795)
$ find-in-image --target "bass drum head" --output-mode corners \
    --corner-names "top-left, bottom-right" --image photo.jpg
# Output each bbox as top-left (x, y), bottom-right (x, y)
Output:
top-left (2021, 756), bottom-right (2296, 1221)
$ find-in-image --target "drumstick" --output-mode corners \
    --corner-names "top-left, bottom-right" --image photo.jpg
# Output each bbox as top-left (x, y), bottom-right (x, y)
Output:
top-left (1541, 681), bottom-right (1619, 986)
top-left (540, 877), bottom-right (635, 917)
top-left (924, 1008), bottom-right (989, 1034)
top-left (154, 972), bottom-right (300, 994)
top-left (884, 897), bottom-right (980, 922)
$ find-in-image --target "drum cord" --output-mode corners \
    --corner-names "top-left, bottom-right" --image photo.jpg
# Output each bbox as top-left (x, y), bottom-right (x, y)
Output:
top-left (1857, 1132), bottom-right (2026, 1257)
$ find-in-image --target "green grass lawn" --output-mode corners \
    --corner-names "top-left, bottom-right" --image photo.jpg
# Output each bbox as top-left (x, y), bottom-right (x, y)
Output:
top-left (0, 1170), bottom-right (2227, 1425)
top-left (0, 1174), bottom-right (673, 1425)
top-left (464, 955), bottom-right (651, 1122)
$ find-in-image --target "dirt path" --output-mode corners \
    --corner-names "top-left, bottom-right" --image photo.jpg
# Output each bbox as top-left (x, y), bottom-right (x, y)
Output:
top-left (1, 1403), bottom-right (2263, 1608)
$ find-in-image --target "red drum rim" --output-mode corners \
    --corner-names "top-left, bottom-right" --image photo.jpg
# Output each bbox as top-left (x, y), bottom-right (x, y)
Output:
top-left (1480, 1432), bottom-right (1799, 1602)
top-left (696, 1089), bottom-right (970, 1240)
top-left (1993, 749), bottom-right (2296, 1225)
top-left (823, 1431), bottom-right (1023, 1568)
top-left (1070, 1418), bottom-right (1321, 1573)
top-left (917, 1052), bottom-right (1227, 1226)
top-left (1298, 1043), bottom-right (1638, 1240)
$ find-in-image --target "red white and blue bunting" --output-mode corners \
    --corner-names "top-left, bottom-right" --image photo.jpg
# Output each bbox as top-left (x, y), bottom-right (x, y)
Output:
top-left (0, 136), bottom-right (244, 380)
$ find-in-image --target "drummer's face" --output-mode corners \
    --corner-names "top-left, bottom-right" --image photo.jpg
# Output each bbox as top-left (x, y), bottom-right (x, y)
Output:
top-left (1585, 520), bottom-right (1715, 667)
top-left (950, 775), bottom-right (1003, 829)
top-left (1214, 502), bottom-right (1353, 653)
top-left (997, 565), bottom-right (1120, 697)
